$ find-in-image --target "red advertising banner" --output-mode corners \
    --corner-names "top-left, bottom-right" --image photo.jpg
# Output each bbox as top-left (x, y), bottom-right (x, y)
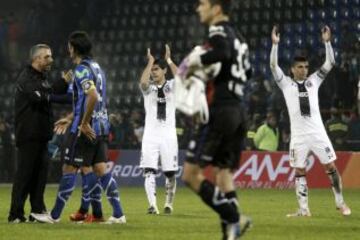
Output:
top-left (205, 151), bottom-right (359, 189)
top-left (106, 149), bottom-right (360, 188)
top-left (341, 152), bottom-right (360, 188)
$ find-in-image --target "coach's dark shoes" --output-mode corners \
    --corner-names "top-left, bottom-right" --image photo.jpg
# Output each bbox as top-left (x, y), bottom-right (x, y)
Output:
top-left (28, 214), bottom-right (37, 222)
top-left (8, 216), bottom-right (27, 223)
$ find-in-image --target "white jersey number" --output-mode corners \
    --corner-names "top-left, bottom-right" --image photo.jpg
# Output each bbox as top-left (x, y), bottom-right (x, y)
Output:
top-left (231, 39), bottom-right (248, 82)
top-left (91, 63), bottom-right (103, 102)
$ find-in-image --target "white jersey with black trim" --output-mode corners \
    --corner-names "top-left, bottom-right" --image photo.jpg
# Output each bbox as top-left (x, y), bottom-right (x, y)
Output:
top-left (141, 79), bottom-right (176, 139)
top-left (270, 41), bottom-right (335, 138)
top-left (273, 70), bottom-right (328, 137)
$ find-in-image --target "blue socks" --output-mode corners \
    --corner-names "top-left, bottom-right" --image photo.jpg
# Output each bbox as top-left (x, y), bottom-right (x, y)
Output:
top-left (90, 183), bottom-right (103, 218)
top-left (99, 173), bottom-right (123, 218)
top-left (51, 173), bottom-right (77, 219)
top-left (51, 172), bottom-right (122, 219)
top-left (79, 172), bottom-right (100, 214)
top-left (79, 173), bottom-right (90, 213)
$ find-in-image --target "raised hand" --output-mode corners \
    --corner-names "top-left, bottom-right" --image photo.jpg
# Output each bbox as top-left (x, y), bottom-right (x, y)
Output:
top-left (272, 26), bottom-right (280, 44)
top-left (147, 48), bottom-right (155, 64)
top-left (321, 25), bottom-right (331, 42)
top-left (165, 44), bottom-right (171, 61)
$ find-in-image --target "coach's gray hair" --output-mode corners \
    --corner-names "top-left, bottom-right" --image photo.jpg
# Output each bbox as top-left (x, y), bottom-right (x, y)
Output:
top-left (29, 44), bottom-right (50, 61)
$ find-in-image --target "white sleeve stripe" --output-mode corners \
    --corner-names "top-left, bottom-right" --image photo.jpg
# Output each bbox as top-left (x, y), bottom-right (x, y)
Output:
top-left (209, 26), bottom-right (224, 32)
top-left (209, 31), bottom-right (227, 38)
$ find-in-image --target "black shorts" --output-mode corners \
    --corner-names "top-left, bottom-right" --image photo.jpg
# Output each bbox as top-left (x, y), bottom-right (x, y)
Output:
top-left (61, 132), bottom-right (108, 168)
top-left (186, 104), bottom-right (246, 170)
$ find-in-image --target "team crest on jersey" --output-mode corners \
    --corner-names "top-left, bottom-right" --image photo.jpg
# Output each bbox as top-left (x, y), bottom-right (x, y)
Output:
top-left (305, 81), bottom-right (313, 88)
top-left (164, 84), bottom-right (170, 93)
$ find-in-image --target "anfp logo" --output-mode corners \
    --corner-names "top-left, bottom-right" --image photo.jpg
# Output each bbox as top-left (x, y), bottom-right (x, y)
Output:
top-left (233, 153), bottom-right (315, 181)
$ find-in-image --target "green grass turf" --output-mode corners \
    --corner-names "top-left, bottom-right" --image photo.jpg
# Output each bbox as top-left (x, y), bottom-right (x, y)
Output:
top-left (0, 186), bottom-right (359, 240)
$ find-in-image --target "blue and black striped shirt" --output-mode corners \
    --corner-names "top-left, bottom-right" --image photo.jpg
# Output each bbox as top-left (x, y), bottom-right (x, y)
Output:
top-left (70, 59), bottom-right (110, 137)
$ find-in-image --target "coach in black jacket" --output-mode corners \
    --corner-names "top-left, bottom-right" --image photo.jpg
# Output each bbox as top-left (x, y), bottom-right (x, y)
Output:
top-left (8, 44), bottom-right (71, 223)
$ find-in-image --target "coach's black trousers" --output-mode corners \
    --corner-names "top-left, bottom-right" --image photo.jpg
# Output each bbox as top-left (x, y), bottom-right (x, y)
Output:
top-left (8, 141), bottom-right (49, 220)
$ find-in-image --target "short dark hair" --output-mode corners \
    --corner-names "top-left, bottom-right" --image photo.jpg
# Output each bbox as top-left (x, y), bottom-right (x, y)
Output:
top-left (68, 31), bottom-right (93, 58)
top-left (291, 56), bottom-right (308, 66)
top-left (209, 0), bottom-right (232, 15)
top-left (153, 58), bottom-right (167, 69)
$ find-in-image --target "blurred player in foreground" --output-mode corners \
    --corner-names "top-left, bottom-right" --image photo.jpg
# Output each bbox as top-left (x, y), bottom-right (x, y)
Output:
top-left (180, 0), bottom-right (252, 239)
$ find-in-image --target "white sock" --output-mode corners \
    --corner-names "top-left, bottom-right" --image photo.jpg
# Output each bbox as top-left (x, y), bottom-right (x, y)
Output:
top-left (165, 176), bottom-right (176, 208)
top-left (144, 172), bottom-right (157, 207)
top-left (327, 170), bottom-right (345, 207)
top-left (295, 176), bottom-right (309, 211)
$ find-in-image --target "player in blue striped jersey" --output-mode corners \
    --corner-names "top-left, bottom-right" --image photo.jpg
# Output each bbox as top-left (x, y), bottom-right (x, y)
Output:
top-left (31, 31), bottom-right (125, 224)
top-left (69, 60), bottom-right (110, 137)
top-left (47, 78), bottom-right (103, 222)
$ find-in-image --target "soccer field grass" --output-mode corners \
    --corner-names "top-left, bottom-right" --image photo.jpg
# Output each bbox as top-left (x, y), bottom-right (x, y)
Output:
top-left (0, 186), bottom-right (359, 240)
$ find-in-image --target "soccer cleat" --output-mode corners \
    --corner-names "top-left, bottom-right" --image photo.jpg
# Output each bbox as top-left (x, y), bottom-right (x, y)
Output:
top-left (164, 205), bottom-right (173, 214)
top-left (286, 208), bottom-right (312, 217)
top-left (147, 205), bottom-right (159, 215)
top-left (103, 215), bottom-right (126, 224)
top-left (29, 210), bottom-right (49, 222)
top-left (224, 215), bottom-right (252, 240)
top-left (8, 216), bottom-right (27, 224)
top-left (337, 203), bottom-right (351, 216)
top-left (80, 214), bottom-right (105, 223)
top-left (30, 213), bottom-right (60, 224)
top-left (69, 211), bottom-right (88, 222)
top-left (28, 214), bottom-right (37, 223)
